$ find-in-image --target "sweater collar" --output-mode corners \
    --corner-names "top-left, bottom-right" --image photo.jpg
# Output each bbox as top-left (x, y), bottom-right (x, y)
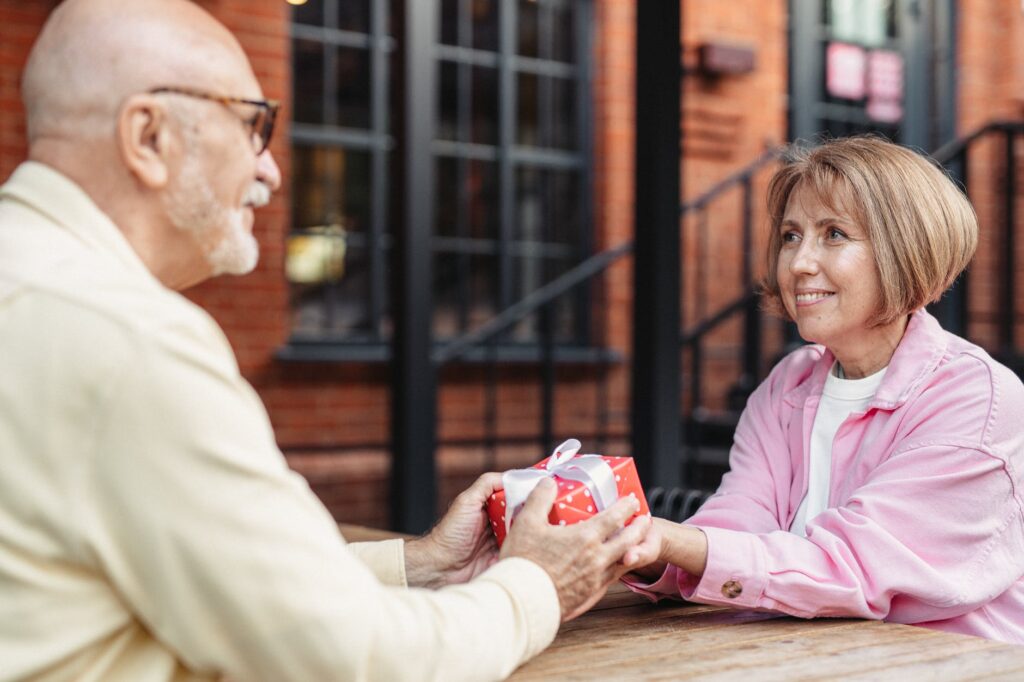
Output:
top-left (0, 161), bottom-right (157, 283)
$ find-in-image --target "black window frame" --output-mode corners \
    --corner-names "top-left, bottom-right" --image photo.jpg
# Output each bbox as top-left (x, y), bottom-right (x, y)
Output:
top-left (282, 0), bottom-right (597, 360)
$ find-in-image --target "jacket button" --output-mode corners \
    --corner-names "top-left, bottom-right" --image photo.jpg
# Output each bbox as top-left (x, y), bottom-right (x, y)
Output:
top-left (721, 579), bottom-right (743, 599)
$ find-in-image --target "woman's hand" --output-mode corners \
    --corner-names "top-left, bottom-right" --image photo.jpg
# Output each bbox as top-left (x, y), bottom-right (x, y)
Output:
top-left (622, 517), bottom-right (709, 581)
top-left (622, 516), bottom-right (667, 580)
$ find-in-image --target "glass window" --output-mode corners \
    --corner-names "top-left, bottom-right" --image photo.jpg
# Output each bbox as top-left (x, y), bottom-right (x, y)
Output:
top-left (289, 0), bottom-right (592, 348)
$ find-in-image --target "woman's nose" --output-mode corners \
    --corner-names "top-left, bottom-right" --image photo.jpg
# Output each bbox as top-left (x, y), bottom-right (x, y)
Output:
top-left (789, 240), bottom-right (820, 275)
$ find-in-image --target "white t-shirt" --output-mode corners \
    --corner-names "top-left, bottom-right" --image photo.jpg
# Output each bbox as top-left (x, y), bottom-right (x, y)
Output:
top-left (789, 361), bottom-right (887, 537)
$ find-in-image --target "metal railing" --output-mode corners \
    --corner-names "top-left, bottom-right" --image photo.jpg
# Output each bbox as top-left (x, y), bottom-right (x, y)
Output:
top-left (680, 150), bottom-right (782, 417)
top-left (931, 121), bottom-right (1024, 356)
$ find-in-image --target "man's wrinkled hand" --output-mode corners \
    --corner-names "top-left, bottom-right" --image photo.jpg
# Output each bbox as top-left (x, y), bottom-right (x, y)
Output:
top-left (405, 472), bottom-right (503, 589)
top-left (500, 478), bottom-right (653, 621)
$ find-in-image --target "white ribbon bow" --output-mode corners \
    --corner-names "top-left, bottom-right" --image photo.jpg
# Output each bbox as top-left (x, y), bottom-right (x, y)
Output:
top-left (501, 438), bottom-right (619, 534)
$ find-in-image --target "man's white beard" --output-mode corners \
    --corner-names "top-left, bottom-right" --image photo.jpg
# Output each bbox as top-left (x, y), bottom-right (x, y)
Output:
top-left (165, 150), bottom-right (261, 276)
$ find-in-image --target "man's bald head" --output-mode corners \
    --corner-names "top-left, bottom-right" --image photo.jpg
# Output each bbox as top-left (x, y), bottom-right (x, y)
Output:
top-left (22, 0), bottom-right (255, 144)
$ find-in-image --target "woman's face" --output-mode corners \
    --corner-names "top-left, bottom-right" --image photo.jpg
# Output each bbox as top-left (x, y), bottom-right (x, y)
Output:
top-left (777, 183), bottom-right (902, 371)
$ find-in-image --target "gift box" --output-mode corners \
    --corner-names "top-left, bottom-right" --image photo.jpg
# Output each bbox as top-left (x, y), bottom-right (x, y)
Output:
top-left (487, 439), bottom-right (650, 547)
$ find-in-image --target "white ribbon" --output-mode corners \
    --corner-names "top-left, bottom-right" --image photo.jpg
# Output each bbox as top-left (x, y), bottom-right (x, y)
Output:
top-left (501, 438), bottom-right (619, 534)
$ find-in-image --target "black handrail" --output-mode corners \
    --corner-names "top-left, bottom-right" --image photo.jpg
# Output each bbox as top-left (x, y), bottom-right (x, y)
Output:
top-left (433, 240), bottom-right (634, 365)
top-left (931, 121), bottom-right (1024, 164)
top-left (680, 148), bottom-right (782, 214)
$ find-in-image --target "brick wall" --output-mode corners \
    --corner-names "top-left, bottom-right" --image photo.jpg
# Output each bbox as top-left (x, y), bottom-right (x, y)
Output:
top-left (957, 1), bottom-right (1024, 350)
top-left (0, 1), bottom-right (57, 181)
top-left (679, 1), bottom-right (789, 410)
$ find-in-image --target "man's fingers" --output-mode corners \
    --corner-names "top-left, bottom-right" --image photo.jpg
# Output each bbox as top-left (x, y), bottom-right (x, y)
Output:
top-left (518, 478), bottom-right (557, 522)
top-left (585, 494), bottom-right (640, 538)
top-left (603, 514), bottom-right (651, 558)
top-left (467, 472), bottom-right (504, 501)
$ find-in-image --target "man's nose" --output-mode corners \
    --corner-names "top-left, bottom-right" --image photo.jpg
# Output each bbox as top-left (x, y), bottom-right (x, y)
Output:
top-left (256, 149), bottom-right (282, 192)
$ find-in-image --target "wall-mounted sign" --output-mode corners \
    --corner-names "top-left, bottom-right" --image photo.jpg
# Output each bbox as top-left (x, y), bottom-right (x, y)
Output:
top-left (866, 49), bottom-right (904, 122)
top-left (866, 98), bottom-right (903, 123)
top-left (826, 42), bottom-right (866, 100)
top-left (867, 50), bottom-right (903, 100)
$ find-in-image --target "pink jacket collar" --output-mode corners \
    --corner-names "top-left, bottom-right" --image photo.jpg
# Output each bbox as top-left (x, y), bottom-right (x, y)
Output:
top-left (782, 309), bottom-right (949, 411)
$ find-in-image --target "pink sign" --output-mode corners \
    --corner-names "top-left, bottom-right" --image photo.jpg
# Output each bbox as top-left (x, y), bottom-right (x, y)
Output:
top-left (866, 98), bottom-right (903, 123)
top-left (867, 50), bottom-right (904, 101)
top-left (826, 42), bottom-right (866, 100)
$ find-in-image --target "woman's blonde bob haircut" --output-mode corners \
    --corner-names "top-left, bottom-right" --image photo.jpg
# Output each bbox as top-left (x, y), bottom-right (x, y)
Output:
top-left (762, 136), bottom-right (978, 325)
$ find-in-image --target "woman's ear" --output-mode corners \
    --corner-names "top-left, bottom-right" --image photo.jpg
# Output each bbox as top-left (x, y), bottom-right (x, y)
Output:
top-left (116, 94), bottom-right (171, 189)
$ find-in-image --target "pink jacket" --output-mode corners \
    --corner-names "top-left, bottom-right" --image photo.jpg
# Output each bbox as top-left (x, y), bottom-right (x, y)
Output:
top-left (637, 309), bottom-right (1024, 643)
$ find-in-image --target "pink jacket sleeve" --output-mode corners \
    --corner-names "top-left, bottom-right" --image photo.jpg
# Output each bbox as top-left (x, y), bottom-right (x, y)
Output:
top-left (626, 359), bottom-right (805, 599)
top-left (691, 442), bottom-right (1024, 621)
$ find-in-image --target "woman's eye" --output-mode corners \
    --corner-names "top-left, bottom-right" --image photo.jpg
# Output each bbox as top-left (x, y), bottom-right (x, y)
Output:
top-left (826, 227), bottom-right (847, 240)
top-left (782, 231), bottom-right (799, 243)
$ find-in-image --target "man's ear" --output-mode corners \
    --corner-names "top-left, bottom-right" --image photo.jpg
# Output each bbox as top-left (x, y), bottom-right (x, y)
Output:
top-left (117, 95), bottom-right (172, 189)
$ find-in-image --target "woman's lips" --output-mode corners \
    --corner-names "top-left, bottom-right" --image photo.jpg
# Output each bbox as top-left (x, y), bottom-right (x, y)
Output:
top-left (794, 291), bottom-right (835, 307)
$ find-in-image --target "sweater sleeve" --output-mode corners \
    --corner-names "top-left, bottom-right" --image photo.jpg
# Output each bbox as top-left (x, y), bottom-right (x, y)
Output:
top-left (78, 321), bottom-right (559, 682)
top-left (347, 540), bottom-right (408, 587)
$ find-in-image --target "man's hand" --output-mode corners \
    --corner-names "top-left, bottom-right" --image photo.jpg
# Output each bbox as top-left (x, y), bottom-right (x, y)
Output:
top-left (500, 478), bottom-right (653, 621)
top-left (404, 473), bottom-right (503, 589)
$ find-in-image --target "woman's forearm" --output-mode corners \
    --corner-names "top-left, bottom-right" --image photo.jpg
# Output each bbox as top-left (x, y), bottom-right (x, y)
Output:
top-left (656, 518), bottom-right (709, 577)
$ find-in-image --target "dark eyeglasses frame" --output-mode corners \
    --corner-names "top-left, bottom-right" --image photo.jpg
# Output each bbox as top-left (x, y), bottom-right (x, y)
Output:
top-left (148, 86), bottom-right (280, 155)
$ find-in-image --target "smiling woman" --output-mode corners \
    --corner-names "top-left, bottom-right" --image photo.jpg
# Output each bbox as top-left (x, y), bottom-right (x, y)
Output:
top-left (621, 136), bottom-right (1024, 646)
top-left (761, 139), bottom-right (977, 378)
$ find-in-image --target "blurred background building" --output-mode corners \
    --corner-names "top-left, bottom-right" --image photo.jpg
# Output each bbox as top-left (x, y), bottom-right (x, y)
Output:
top-left (1, 0), bottom-right (1022, 530)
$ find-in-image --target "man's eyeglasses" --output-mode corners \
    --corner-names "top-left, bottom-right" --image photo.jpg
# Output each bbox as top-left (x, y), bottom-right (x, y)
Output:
top-left (149, 86), bottom-right (279, 155)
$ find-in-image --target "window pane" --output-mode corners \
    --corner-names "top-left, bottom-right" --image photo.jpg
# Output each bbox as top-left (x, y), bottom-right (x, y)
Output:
top-left (550, 76), bottom-right (576, 150)
top-left (468, 255), bottom-right (498, 329)
top-left (471, 66), bottom-right (498, 145)
top-left (515, 167), bottom-right (580, 245)
top-left (438, 61), bottom-right (460, 141)
top-left (289, 145), bottom-right (374, 337)
top-left (467, 160), bottom-right (498, 240)
top-left (508, 255), bottom-right (578, 343)
top-left (292, 0), bottom-right (324, 26)
top-left (290, 245), bottom-right (372, 337)
top-left (291, 145), bottom-right (371, 235)
top-left (435, 159), bottom-right (498, 240)
top-left (517, 0), bottom-right (540, 57)
top-left (551, 2), bottom-right (576, 63)
top-left (334, 47), bottom-right (371, 128)
top-left (441, 0), bottom-right (460, 46)
top-left (515, 166), bottom-right (543, 243)
top-left (293, 39), bottom-right (325, 124)
top-left (337, 0), bottom-right (370, 33)
top-left (549, 170), bottom-right (579, 245)
top-left (516, 72), bottom-right (539, 146)
top-left (433, 253), bottom-right (497, 338)
top-left (471, 0), bottom-right (499, 52)
top-left (435, 156), bottom-right (460, 238)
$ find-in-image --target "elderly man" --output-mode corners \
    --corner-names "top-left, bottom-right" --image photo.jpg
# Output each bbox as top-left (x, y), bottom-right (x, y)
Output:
top-left (0, 1), bottom-right (651, 680)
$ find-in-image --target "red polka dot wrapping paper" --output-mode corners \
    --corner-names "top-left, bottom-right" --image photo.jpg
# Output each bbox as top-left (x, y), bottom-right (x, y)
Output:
top-left (486, 454), bottom-right (651, 547)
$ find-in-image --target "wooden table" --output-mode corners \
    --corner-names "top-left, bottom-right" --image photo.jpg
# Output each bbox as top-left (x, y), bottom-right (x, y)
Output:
top-left (340, 525), bottom-right (1024, 680)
